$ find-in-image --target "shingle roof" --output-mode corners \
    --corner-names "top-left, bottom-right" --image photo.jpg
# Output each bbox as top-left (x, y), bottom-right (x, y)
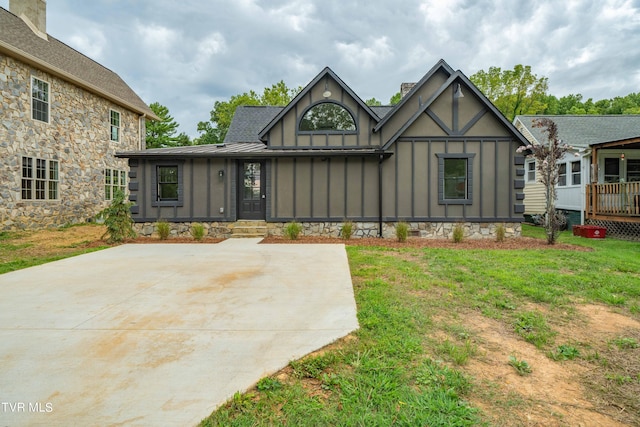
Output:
top-left (515, 115), bottom-right (640, 148)
top-left (224, 106), bottom-right (283, 143)
top-left (0, 7), bottom-right (157, 119)
top-left (371, 106), bottom-right (393, 118)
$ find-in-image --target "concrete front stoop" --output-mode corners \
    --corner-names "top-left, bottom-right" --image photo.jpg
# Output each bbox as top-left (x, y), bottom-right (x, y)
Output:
top-left (229, 220), bottom-right (268, 238)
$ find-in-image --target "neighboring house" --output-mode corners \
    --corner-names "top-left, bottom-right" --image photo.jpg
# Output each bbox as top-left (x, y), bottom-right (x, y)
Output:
top-left (0, 0), bottom-right (157, 230)
top-left (118, 59), bottom-right (529, 239)
top-left (514, 115), bottom-right (640, 239)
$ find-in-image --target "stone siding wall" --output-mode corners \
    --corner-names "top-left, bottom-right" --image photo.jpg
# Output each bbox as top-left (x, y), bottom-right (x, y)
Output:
top-left (0, 54), bottom-right (142, 230)
top-left (133, 221), bottom-right (521, 240)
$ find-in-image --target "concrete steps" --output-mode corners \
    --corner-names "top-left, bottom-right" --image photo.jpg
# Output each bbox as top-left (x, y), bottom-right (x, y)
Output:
top-left (229, 220), bottom-right (267, 238)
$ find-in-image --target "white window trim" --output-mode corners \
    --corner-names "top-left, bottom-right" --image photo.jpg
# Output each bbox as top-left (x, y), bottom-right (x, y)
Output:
top-left (526, 159), bottom-right (536, 183)
top-left (105, 168), bottom-right (127, 200)
top-left (21, 156), bottom-right (59, 201)
top-left (570, 160), bottom-right (581, 186)
top-left (31, 76), bottom-right (50, 124)
top-left (110, 109), bottom-right (121, 142)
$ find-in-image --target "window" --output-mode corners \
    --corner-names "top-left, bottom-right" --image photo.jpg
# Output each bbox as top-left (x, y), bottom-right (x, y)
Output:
top-left (436, 153), bottom-right (475, 204)
top-left (299, 102), bottom-right (356, 132)
top-left (21, 156), bottom-right (58, 200)
top-left (110, 110), bottom-right (120, 141)
top-left (526, 160), bottom-right (536, 182)
top-left (31, 77), bottom-right (49, 123)
top-left (571, 161), bottom-right (581, 185)
top-left (627, 159), bottom-right (640, 182)
top-left (157, 166), bottom-right (178, 201)
top-left (105, 168), bottom-right (126, 200)
top-left (604, 158), bottom-right (620, 183)
top-left (558, 163), bottom-right (567, 186)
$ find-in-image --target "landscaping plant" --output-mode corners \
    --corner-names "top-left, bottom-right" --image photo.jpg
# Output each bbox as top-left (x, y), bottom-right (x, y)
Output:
top-left (98, 189), bottom-right (136, 243)
top-left (156, 220), bottom-right (171, 240)
top-left (516, 118), bottom-right (573, 244)
top-left (396, 221), bottom-right (409, 242)
top-left (284, 221), bottom-right (302, 240)
top-left (191, 223), bottom-right (205, 241)
top-left (496, 223), bottom-right (506, 242)
top-left (340, 221), bottom-right (354, 240)
top-left (452, 223), bottom-right (465, 243)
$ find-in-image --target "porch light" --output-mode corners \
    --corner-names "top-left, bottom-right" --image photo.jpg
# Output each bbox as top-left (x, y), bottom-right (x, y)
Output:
top-left (621, 153), bottom-right (625, 161)
top-left (454, 83), bottom-right (464, 99)
top-left (218, 169), bottom-right (224, 180)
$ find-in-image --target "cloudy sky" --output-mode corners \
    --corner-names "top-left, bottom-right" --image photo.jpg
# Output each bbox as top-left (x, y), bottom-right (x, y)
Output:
top-left (3, 0), bottom-right (639, 138)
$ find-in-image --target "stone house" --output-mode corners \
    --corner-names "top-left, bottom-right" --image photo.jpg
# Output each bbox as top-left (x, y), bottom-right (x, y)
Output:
top-left (0, 0), bottom-right (157, 230)
top-left (119, 59), bottom-right (529, 239)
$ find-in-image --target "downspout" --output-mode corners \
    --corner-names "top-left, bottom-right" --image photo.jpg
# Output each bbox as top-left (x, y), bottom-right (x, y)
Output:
top-left (378, 153), bottom-right (384, 237)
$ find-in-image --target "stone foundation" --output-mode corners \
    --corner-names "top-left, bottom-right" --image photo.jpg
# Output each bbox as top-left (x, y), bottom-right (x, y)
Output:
top-left (134, 221), bottom-right (521, 240)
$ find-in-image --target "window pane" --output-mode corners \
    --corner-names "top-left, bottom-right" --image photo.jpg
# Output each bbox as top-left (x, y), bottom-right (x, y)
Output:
top-left (105, 169), bottom-right (112, 185)
top-left (22, 157), bottom-right (33, 178)
top-left (558, 163), bottom-right (567, 186)
top-left (32, 78), bottom-right (49, 122)
top-left (22, 179), bottom-right (32, 199)
top-left (604, 158), bottom-right (620, 183)
top-left (443, 158), bottom-right (467, 199)
top-left (299, 103), bottom-right (356, 131)
top-left (35, 179), bottom-right (45, 199)
top-left (159, 183), bottom-right (178, 200)
top-left (49, 181), bottom-right (58, 199)
top-left (110, 111), bottom-right (120, 141)
top-left (571, 161), bottom-right (581, 185)
top-left (36, 159), bottom-right (46, 179)
top-left (627, 159), bottom-right (640, 182)
top-left (157, 166), bottom-right (179, 201)
top-left (113, 170), bottom-right (119, 186)
top-left (49, 161), bottom-right (58, 181)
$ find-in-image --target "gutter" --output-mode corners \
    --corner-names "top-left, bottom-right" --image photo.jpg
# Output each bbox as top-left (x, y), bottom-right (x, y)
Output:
top-left (378, 153), bottom-right (384, 237)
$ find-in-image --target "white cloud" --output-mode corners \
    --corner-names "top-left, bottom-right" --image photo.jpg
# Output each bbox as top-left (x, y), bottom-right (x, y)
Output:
top-left (136, 22), bottom-right (179, 50)
top-left (268, 1), bottom-right (316, 32)
top-left (68, 28), bottom-right (106, 61)
top-left (336, 36), bottom-right (393, 69)
top-left (198, 33), bottom-right (226, 57)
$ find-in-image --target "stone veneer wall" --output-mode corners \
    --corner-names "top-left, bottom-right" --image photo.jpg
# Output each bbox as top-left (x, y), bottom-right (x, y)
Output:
top-left (0, 54), bottom-right (142, 230)
top-left (133, 221), bottom-right (521, 239)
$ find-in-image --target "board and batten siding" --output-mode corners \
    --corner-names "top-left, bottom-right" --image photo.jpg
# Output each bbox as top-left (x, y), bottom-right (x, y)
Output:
top-left (128, 158), bottom-right (233, 222)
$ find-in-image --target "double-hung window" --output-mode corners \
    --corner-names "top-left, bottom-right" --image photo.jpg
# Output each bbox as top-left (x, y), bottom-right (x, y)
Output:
top-left (571, 161), bottom-right (581, 185)
top-left (558, 163), bottom-right (567, 186)
top-left (22, 156), bottom-right (58, 200)
top-left (31, 77), bottom-right (49, 123)
top-left (436, 153), bottom-right (475, 204)
top-left (110, 110), bottom-right (120, 142)
top-left (105, 168), bottom-right (127, 200)
top-left (526, 160), bottom-right (536, 182)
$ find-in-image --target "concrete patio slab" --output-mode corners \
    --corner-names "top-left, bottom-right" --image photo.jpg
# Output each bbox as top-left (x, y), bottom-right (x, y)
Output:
top-left (0, 239), bottom-right (358, 426)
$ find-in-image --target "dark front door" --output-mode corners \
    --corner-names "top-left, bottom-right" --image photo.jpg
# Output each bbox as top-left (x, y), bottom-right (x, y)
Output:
top-left (237, 161), bottom-right (265, 219)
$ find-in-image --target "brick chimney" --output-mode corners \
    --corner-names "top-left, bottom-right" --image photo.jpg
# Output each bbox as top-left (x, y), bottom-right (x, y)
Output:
top-left (9, 0), bottom-right (47, 40)
top-left (400, 83), bottom-right (416, 98)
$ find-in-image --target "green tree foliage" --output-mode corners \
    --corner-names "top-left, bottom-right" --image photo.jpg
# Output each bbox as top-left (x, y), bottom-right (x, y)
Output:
top-left (146, 102), bottom-right (189, 148)
top-left (390, 91), bottom-right (401, 105)
top-left (470, 64), bottom-right (549, 121)
top-left (99, 189), bottom-right (136, 243)
top-left (365, 97), bottom-right (382, 106)
top-left (195, 81), bottom-right (301, 145)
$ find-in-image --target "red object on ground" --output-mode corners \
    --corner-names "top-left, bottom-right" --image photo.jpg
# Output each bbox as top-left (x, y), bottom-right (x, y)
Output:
top-left (572, 225), bottom-right (582, 236)
top-left (581, 225), bottom-right (606, 238)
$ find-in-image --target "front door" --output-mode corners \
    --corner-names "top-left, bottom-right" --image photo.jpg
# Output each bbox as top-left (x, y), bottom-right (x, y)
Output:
top-left (237, 161), bottom-right (265, 220)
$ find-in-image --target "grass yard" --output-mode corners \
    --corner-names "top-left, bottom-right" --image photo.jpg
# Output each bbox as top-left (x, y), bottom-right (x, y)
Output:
top-left (202, 225), bottom-right (640, 426)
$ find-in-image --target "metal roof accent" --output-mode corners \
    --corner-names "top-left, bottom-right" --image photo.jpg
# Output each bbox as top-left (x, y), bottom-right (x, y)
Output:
top-left (0, 6), bottom-right (158, 120)
top-left (514, 115), bottom-right (640, 148)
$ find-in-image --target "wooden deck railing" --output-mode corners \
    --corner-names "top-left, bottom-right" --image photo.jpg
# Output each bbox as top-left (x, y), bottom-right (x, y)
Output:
top-left (586, 182), bottom-right (640, 217)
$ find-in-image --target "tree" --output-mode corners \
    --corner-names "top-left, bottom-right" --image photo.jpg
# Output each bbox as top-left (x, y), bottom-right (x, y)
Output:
top-left (516, 118), bottom-right (573, 244)
top-left (470, 65), bottom-right (549, 121)
top-left (146, 102), bottom-right (189, 148)
top-left (365, 97), bottom-right (382, 106)
top-left (196, 81), bottom-right (301, 145)
top-left (390, 91), bottom-right (401, 105)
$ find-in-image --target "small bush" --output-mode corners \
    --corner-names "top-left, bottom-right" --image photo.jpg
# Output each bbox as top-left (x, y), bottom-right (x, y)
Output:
top-left (508, 355), bottom-right (532, 375)
top-left (496, 223), bottom-right (506, 242)
top-left (98, 189), bottom-right (136, 243)
top-left (284, 221), bottom-right (302, 240)
top-left (550, 344), bottom-right (580, 361)
top-left (340, 221), bottom-right (354, 240)
top-left (452, 223), bottom-right (465, 243)
top-left (191, 223), bottom-right (205, 241)
top-left (256, 377), bottom-right (282, 392)
top-left (396, 222), bottom-right (409, 242)
top-left (156, 220), bottom-right (171, 240)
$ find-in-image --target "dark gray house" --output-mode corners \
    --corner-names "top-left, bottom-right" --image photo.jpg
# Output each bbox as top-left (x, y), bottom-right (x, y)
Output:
top-left (118, 59), bottom-right (529, 239)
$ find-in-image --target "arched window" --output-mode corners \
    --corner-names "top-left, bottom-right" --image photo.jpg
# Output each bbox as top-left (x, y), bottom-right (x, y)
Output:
top-left (299, 102), bottom-right (356, 132)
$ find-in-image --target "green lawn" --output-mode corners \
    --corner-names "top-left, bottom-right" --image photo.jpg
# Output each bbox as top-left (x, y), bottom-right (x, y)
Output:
top-left (202, 225), bottom-right (640, 426)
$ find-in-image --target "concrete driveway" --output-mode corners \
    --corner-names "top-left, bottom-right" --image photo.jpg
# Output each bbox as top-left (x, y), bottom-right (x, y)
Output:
top-left (0, 239), bottom-right (358, 426)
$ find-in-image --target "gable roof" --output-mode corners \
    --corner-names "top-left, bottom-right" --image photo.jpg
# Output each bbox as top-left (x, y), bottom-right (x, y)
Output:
top-left (257, 66), bottom-right (381, 141)
top-left (379, 61), bottom-right (529, 149)
top-left (0, 7), bottom-right (158, 120)
top-left (514, 115), bottom-right (640, 148)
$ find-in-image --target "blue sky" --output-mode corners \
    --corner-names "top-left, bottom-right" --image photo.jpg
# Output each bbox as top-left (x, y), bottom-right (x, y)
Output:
top-left (2, 0), bottom-right (639, 138)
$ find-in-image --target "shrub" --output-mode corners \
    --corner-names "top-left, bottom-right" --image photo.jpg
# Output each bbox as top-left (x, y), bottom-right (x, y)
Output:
top-left (396, 222), bottom-right (409, 242)
top-left (98, 189), bottom-right (136, 243)
top-left (156, 220), bottom-right (171, 240)
top-left (340, 221), bottom-right (354, 240)
top-left (284, 221), bottom-right (302, 240)
top-left (191, 223), bottom-right (205, 241)
top-left (496, 223), bottom-right (506, 242)
top-left (452, 223), bottom-right (465, 243)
